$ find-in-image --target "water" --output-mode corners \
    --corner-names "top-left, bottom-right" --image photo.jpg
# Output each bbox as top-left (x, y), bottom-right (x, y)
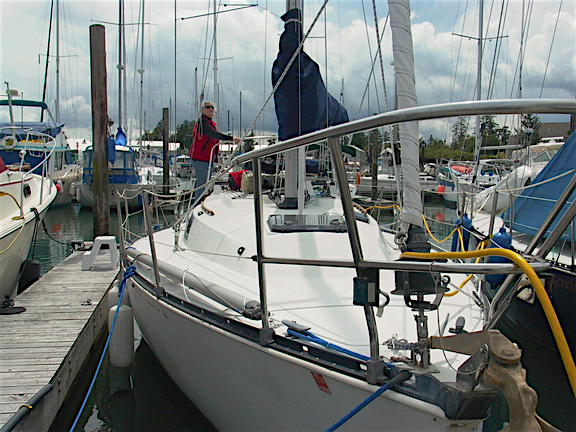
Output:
top-left (30, 204), bottom-right (217, 432)
top-left (32, 200), bottom-right (461, 432)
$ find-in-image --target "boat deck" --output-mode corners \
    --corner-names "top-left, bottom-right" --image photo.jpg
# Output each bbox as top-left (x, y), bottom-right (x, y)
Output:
top-left (0, 250), bottom-right (119, 432)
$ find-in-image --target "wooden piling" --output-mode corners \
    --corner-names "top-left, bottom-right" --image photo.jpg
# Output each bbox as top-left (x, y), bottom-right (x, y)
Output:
top-left (90, 24), bottom-right (110, 237)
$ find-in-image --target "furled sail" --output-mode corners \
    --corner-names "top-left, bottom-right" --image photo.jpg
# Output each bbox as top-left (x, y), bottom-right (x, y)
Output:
top-left (272, 8), bottom-right (349, 141)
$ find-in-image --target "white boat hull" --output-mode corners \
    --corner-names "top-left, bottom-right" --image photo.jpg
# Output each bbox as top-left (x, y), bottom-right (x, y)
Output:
top-left (0, 172), bottom-right (56, 300)
top-left (129, 278), bottom-right (483, 432)
top-left (75, 182), bottom-right (144, 210)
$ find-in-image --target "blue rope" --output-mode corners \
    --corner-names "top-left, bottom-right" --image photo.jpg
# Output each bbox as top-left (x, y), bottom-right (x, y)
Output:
top-left (68, 265), bottom-right (136, 432)
top-left (287, 329), bottom-right (370, 361)
top-left (325, 381), bottom-right (391, 432)
top-left (325, 370), bottom-right (412, 432)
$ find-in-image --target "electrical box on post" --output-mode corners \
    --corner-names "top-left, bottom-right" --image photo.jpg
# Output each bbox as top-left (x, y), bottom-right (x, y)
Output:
top-left (353, 270), bottom-right (379, 306)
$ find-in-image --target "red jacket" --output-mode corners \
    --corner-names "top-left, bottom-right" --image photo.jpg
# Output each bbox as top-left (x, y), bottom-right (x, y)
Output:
top-left (189, 115), bottom-right (233, 162)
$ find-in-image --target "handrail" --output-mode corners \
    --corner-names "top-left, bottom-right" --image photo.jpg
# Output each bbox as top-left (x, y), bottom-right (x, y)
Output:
top-left (234, 99), bottom-right (576, 164)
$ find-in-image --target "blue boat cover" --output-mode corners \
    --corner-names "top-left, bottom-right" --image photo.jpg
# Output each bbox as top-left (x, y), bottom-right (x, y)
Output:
top-left (107, 136), bottom-right (116, 163)
top-left (503, 130), bottom-right (576, 239)
top-left (272, 8), bottom-right (349, 141)
top-left (115, 127), bottom-right (127, 146)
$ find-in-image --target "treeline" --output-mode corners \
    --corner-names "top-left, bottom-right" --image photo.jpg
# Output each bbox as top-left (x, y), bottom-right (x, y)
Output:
top-left (143, 113), bottom-right (544, 161)
top-left (348, 113), bottom-right (543, 161)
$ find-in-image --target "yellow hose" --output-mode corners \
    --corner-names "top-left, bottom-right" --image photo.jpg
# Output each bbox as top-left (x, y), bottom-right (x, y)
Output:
top-left (401, 248), bottom-right (576, 400)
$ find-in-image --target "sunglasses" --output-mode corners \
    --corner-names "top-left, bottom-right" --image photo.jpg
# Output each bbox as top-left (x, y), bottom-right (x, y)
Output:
top-left (204, 105), bottom-right (215, 109)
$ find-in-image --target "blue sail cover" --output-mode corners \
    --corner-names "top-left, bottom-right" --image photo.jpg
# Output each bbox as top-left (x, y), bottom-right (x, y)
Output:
top-left (503, 130), bottom-right (576, 239)
top-left (272, 8), bottom-right (349, 141)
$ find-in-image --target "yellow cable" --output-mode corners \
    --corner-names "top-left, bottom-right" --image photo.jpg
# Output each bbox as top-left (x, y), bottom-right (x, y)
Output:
top-left (445, 241), bottom-right (488, 297)
top-left (401, 248), bottom-right (576, 400)
top-left (421, 214), bottom-right (459, 244)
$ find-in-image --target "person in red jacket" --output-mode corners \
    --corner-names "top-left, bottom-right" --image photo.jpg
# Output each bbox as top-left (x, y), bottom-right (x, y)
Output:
top-left (189, 101), bottom-right (240, 199)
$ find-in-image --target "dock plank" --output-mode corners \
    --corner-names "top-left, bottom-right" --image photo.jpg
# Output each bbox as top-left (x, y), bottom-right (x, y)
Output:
top-left (0, 250), bottom-right (118, 431)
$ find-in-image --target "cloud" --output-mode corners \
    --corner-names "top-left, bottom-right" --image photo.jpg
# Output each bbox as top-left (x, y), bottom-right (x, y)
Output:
top-left (1, 0), bottom-right (573, 145)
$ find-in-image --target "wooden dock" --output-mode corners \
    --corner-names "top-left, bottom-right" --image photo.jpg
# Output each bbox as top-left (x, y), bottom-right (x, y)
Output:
top-left (0, 250), bottom-right (119, 432)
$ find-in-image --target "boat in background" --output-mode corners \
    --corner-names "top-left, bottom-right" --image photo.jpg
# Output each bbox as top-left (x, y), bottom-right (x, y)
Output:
top-left (0, 147), bottom-right (57, 313)
top-left (436, 159), bottom-right (511, 206)
top-left (0, 95), bottom-right (81, 207)
top-left (74, 143), bottom-right (142, 210)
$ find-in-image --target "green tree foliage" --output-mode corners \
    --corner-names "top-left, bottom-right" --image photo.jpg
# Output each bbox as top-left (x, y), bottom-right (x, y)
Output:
top-left (173, 120), bottom-right (196, 153)
top-left (480, 115), bottom-right (500, 147)
top-left (451, 117), bottom-right (470, 149)
top-left (350, 132), bottom-right (369, 153)
top-left (520, 113), bottom-right (542, 144)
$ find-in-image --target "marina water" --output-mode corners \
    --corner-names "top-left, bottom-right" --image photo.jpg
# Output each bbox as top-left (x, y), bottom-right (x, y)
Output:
top-left (32, 204), bottom-right (217, 432)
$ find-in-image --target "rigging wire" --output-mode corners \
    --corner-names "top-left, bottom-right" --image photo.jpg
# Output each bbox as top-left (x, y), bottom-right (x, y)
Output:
top-left (371, 0), bottom-right (389, 112)
top-left (539, 0), bottom-right (564, 97)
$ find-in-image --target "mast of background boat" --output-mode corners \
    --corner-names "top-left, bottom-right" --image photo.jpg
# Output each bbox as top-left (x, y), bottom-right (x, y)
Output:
top-left (55, 0), bottom-right (60, 122)
top-left (213, 0), bottom-right (217, 114)
top-left (41, 1), bottom-right (54, 123)
top-left (118, 0), bottom-right (124, 130)
top-left (138, 0), bottom-right (145, 152)
top-left (471, 0), bottom-right (484, 184)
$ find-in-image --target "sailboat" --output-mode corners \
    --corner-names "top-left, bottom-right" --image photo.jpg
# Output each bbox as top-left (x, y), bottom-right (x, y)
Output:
top-left (117, 2), bottom-right (575, 431)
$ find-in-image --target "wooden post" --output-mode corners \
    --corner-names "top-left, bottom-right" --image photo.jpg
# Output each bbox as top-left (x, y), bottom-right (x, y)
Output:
top-left (162, 107), bottom-right (170, 195)
top-left (370, 129), bottom-right (379, 201)
top-left (90, 24), bottom-right (110, 237)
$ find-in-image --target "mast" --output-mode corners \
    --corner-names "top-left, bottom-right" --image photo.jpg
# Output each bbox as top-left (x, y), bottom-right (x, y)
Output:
top-left (472, 0), bottom-right (484, 179)
top-left (138, 0), bottom-right (145, 149)
top-left (55, 0), bottom-right (61, 123)
top-left (118, 0), bottom-right (124, 129)
top-left (213, 0), bottom-right (219, 123)
top-left (41, 0), bottom-right (54, 122)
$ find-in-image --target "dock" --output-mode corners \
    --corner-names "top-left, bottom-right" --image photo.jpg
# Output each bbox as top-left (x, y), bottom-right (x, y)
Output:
top-left (0, 249), bottom-right (120, 432)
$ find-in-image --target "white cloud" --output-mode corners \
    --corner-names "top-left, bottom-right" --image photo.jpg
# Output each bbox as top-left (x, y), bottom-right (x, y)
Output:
top-left (1, 0), bottom-right (573, 144)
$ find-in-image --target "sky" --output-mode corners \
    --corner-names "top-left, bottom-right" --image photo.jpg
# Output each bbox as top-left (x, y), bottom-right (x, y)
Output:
top-left (1, 0), bottom-right (575, 146)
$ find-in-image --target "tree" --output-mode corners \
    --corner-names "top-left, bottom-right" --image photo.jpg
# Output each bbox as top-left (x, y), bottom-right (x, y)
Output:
top-left (451, 117), bottom-right (469, 149)
top-left (350, 132), bottom-right (369, 153)
top-left (173, 120), bottom-right (196, 153)
top-left (520, 113), bottom-right (542, 144)
top-left (480, 115), bottom-right (500, 147)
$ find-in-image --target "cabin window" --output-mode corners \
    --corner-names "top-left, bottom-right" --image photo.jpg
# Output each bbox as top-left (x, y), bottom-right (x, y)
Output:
top-left (268, 213), bottom-right (348, 233)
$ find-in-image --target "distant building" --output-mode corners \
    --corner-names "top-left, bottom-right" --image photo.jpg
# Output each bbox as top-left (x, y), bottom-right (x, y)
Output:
top-left (539, 122), bottom-right (572, 141)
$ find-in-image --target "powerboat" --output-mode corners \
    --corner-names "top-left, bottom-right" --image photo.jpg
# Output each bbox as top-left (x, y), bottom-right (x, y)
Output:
top-left (0, 150), bottom-right (57, 311)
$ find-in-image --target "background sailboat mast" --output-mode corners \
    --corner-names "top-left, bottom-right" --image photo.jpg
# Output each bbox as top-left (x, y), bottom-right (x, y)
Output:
top-left (213, 0), bottom-right (219, 123)
top-left (138, 0), bottom-right (145, 149)
top-left (118, 0), bottom-right (124, 130)
top-left (41, 0), bottom-right (54, 122)
top-left (55, 0), bottom-right (60, 123)
top-left (472, 0), bottom-right (484, 178)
